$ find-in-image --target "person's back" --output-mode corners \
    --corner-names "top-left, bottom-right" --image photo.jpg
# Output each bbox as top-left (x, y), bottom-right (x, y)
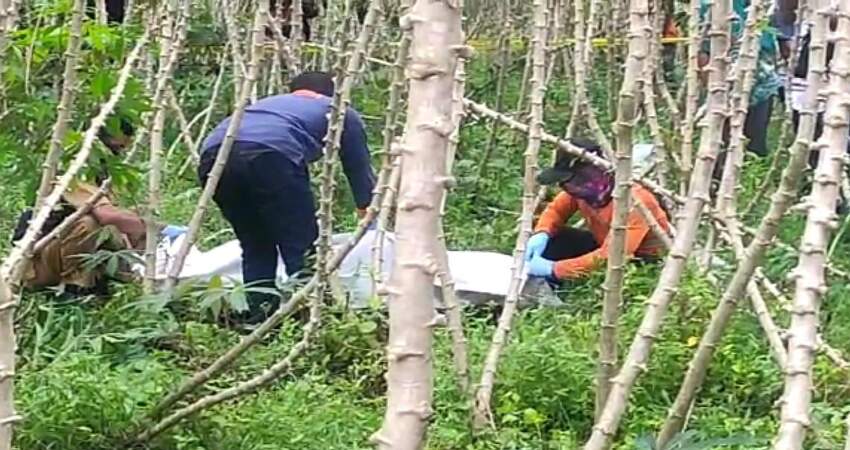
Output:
top-left (198, 71), bottom-right (376, 326)
top-left (203, 90), bottom-right (370, 187)
top-left (203, 92), bottom-right (334, 166)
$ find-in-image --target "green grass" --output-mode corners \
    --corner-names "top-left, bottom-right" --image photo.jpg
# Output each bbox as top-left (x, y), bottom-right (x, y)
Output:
top-left (2, 11), bottom-right (850, 450)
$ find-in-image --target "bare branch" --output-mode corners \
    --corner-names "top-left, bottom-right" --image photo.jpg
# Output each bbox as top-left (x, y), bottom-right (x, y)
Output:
top-left (472, 0), bottom-right (548, 430)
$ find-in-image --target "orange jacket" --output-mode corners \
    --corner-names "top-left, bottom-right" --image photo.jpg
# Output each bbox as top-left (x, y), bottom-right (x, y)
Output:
top-left (534, 185), bottom-right (670, 279)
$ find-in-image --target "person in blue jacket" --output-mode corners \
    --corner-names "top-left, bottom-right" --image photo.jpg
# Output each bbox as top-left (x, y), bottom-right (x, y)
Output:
top-left (199, 71), bottom-right (376, 324)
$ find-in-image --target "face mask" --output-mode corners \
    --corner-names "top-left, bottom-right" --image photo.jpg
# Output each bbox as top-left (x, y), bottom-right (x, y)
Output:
top-left (560, 165), bottom-right (614, 208)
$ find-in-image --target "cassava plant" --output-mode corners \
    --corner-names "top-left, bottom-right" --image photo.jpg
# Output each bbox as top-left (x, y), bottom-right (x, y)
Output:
top-left (595, 0), bottom-right (650, 420)
top-left (583, 0), bottom-right (735, 446)
top-left (655, 0), bottom-right (806, 443)
top-left (162, 0), bottom-right (269, 292)
top-left (370, 0), bottom-right (463, 447)
top-left (144, 0), bottom-right (191, 293)
top-left (472, 0), bottom-right (548, 430)
top-left (773, 6), bottom-right (850, 449)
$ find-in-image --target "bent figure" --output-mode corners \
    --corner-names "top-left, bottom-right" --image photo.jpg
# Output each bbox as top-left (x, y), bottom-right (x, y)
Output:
top-left (13, 182), bottom-right (148, 294)
top-left (524, 139), bottom-right (670, 282)
top-left (199, 71), bottom-right (375, 324)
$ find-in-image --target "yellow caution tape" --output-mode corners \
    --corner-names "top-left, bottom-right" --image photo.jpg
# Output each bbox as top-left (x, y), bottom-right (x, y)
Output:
top-left (299, 36), bottom-right (691, 57)
top-left (466, 36), bottom-right (690, 51)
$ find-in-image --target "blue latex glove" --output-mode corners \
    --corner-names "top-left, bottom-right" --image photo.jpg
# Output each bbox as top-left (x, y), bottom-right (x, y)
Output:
top-left (525, 232), bottom-right (550, 261)
top-left (161, 225), bottom-right (188, 242)
top-left (526, 255), bottom-right (555, 278)
top-left (366, 219), bottom-right (377, 231)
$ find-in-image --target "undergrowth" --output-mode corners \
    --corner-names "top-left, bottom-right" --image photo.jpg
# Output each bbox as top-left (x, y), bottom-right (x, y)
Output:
top-left (1, 12), bottom-right (849, 450)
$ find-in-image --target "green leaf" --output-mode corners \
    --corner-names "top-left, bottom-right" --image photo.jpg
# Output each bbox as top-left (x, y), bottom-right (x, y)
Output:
top-left (90, 69), bottom-right (116, 98)
top-left (208, 275), bottom-right (223, 291)
top-left (357, 321), bottom-right (377, 335)
top-left (229, 290), bottom-right (248, 313)
top-left (105, 255), bottom-right (118, 277)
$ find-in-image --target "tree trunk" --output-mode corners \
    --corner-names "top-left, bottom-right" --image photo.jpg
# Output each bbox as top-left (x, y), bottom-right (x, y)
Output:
top-left (144, 0), bottom-right (191, 293)
top-left (472, 0), bottom-right (548, 430)
top-left (34, 0), bottom-right (85, 212)
top-left (582, 0), bottom-right (733, 448)
top-left (371, 0), bottom-right (462, 447)
top-left (656, 0), bottom-right (826, 444)
top-left (773, 8), bottom-right (850, 449)
top-left (595, 0), bottom-right (649, 421)
top-left (0, 274), bottom-right (18, 450)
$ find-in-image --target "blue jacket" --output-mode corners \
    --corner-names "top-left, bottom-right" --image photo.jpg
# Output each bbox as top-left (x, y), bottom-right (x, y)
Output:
top-left (202, 91), bottom-right (376, 208)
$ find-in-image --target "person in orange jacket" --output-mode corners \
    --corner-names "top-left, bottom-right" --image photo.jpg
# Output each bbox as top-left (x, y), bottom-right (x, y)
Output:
top-left (524, 139), bottom-right (671, 282)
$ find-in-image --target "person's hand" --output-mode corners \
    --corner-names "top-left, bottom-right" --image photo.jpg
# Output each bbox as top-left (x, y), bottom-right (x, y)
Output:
top-left (525, 232), bottom-right (550, 261)
top-left (356, 208), bottom-right (368, 219)
top-left (161, 225), bottom-right (188, 241)
top-left (526, 255), bottom-right (555, 278)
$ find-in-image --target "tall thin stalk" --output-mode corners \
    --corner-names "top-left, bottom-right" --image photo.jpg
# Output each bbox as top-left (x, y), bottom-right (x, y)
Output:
top-left (595, 0), bottom-right (649, 421)
top-left (33, 0), bottom-right (86, 212)
top-left (371, 0), bottom-right (462, 447)
top-left (643, 0), bottom-right (670, 188)
top-left (472, 3), bottom-right (511, 189)
top-left (314, 0), bottom-right (383, 294)
top-left (437, 46), bottom-right (471, 393)
top-left (371, 0), bottom-right (412, 291)
top-left (162, 1), bottom-right (268, 293)
top-left (472, 0), bottom-right (548, 429)
top-left (0, 273), bottom-right (18, 449)
top-left (582, 0), bottom-right (733, 446)
top-left (678, 0), bottom-right (701, 195)
top-left (144, 0), bottom-right (191, 293)
top-left (291, 0), bottom-right (304, 65)
top-left (773, 7), bottom-right (850, 449)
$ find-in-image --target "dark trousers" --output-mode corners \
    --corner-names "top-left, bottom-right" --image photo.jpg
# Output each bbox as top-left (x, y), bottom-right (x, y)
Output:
top-left (743, 97), bottom-right (774, 157)
top-left (542, 227), bottom-right (600, 261)
top-left (541, 227), bottom-right (659, 283)
top-left (713, 97), bottom-right (775, 186)
top-left (199, 145), bottom-right (318, 320)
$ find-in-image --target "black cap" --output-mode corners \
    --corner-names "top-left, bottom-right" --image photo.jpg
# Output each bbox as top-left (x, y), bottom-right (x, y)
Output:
top-left (536, 138), bottom-right (603, 185)
top-left (289, 71), bottom-right (335, 98)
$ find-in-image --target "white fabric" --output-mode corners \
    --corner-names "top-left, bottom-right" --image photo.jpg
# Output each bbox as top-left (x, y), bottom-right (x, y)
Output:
top-left (631, 143), bottom-right (656, 176)
top-left (788, 77), bottom-right (828, 113)
top-left (137, 230), bottom-right (558, 308)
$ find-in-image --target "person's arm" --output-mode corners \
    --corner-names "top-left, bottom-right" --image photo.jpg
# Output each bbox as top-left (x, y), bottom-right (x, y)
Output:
top-left (339, 108), bottom-right (376, 214)
top-left (90, 204), bottom-right (148, 246)
top-left (552, 204), bottom-right (651, 279)
top-left (534, 192), bottom-right (578, 236)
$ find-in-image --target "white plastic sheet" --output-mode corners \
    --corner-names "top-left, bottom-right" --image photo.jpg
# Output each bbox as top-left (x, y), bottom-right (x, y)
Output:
top-left (139, 230), bottom-right (560, 308)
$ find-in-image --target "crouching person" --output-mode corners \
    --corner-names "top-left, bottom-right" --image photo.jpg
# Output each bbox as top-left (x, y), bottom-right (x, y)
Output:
top-left (524, 139), bottom-right (670, 283)
top-left (12, 182), bottom-right (149, 295)
top-left (199, 71), bottom-right (376, 325)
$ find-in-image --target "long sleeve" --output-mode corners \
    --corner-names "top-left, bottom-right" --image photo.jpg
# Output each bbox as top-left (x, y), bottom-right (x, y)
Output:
top-left (534, 192), bottom-right (578, 236)
top-left (339, 107), bottom-right (376, 209)
top-left (553, 205), bottom-right (652, 279)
